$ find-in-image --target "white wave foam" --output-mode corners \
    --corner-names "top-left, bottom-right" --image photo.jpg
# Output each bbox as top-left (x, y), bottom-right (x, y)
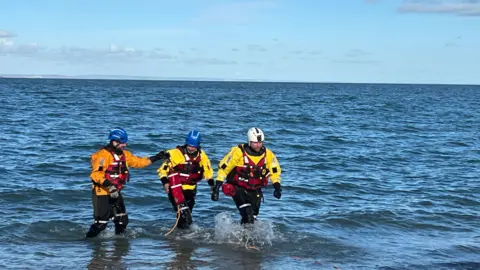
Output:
top-left (212, 211), bottom-right (279, 249)
top-left (163, 211), bottom-right (282, 250)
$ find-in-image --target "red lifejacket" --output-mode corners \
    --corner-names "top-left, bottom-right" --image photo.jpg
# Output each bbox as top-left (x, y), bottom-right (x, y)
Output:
top-left (229, 144), bottom-right (269, 190)
top-left (170, 146), bottom-right (204, 185)
top-left (104, 149), bottom-right (129, 189)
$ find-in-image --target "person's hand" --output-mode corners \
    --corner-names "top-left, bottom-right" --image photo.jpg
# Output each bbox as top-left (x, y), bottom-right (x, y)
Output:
top-left (163, 183), bottom-right (170, 194)
top-left (109, 185), bottom-right (119, 198)
top-left (273, 189), bottom-right (281, 199)
top-left (211, 186), bottom-right (219, 201)
top-left (208, 179), bottom-right (220, 201)
top-left (150, 150), bottom-right (170, 163)
top-left (156, 150), bottom-right (170, 160)
top-left (273, 182), bottom-right (282, 199)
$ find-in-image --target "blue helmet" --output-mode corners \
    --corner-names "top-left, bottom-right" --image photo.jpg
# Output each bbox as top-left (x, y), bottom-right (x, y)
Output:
top-left (108, 127), bottom-right (128, 143)
top-left (185, 130), bottom-right (201, 147)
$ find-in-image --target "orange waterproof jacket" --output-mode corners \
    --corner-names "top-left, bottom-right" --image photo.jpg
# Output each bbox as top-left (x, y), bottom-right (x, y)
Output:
top-left (90, 148), bottom-right (152, 195)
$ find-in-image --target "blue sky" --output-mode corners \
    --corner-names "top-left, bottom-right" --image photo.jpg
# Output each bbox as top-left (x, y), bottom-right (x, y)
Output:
top-left (1, 0), bottom-right (479, 84)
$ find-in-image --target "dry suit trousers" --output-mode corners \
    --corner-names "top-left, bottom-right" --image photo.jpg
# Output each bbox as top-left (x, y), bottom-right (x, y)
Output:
top-left (232, 186), bottom-right (262, 224)
top-left (89, 189), bottom-right (129, 234)
top-left (167, 188), bottom-right (196, 228)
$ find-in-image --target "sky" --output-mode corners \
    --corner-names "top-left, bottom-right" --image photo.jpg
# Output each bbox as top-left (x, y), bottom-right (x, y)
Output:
top-left (1, 0), bottom-right (480, 84)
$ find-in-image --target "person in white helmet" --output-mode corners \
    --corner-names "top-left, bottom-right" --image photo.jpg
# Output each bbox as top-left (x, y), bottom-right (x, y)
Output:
top-left (213, 127), bottom-right (282, 224)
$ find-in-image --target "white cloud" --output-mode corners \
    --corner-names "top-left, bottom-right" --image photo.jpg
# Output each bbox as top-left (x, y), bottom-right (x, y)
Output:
top-left (1, 28), bottom-right (323, 72)
top-left (109, 44), bottom-right (119, 53)
top-left (0, 40), bottom-right (43, 56)
top-left (398, 0), bottom-right (480, 16)
top-left (53, 45), bottom-right (148, 64)
top-left (0, 30), bottom-right (16, 51)
top-left (0, 38), bottom-right (14, 47)
top-left (0, 30), bottom-right (16, 38)
top-left (1, 39), bottom-right (182, 67)
top-left (0, 30), bottom-right (45, 56)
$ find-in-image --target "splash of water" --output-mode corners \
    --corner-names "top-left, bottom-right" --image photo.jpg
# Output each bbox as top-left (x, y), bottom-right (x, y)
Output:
top-left (213, 212), bottom-right (278, 249)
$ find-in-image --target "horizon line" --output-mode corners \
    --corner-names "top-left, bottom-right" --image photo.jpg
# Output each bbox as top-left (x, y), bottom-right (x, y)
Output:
top-left (0, 73), bottom-right (479, 87)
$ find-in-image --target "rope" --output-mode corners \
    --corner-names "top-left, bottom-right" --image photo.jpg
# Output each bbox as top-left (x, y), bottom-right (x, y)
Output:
top-left (164, 205), bottom-right (181, 236)
top-left (244, 237), bottom-right (260, 251)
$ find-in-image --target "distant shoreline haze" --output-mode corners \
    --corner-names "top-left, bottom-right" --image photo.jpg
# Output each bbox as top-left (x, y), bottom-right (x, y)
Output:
top-left (1, 74), bottom-right (479, 86)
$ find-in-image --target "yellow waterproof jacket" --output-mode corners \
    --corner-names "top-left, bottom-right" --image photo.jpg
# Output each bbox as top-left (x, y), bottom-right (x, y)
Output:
top-left (216, 144), bottom-right (281, 185)
top-left (90, 148), bottom-right (152, 195)
top-left (157, 147), bottom-right (214, 190)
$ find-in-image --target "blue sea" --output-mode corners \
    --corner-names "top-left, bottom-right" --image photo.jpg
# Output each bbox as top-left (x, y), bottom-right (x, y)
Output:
top-left (0, 78), bottom-right (479, 269)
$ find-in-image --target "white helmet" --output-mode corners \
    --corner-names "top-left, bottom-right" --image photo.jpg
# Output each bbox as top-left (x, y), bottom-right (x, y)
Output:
top-left (247, 127), bottom-right (265, 146)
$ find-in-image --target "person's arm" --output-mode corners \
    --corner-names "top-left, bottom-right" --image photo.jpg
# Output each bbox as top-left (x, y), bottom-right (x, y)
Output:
top-left (124, 150), bottom-right (152, 168)
top-left (267, 149), bottom-right (282, 199)
top-left (157, 160), bottom-right (170, 194)
top-left (201, 151), bottom-right (214, 182)
top-left (157, 149), bottom-right (183, 194)
top-left (201, 152), bottom-right (220, 200)
top-left (90, 150), bottom-right (109, 186)
top-left (267, 150), bottom-right (281, 184)
top-left (216, 147), bottom-right (242, 183)
top-left (124, 149), bottom-right (170, 168)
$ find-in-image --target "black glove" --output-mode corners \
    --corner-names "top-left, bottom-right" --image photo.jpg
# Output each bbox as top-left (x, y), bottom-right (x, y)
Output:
top-left (149, 150), bottom-right (170, 163)
top-left (160, 177), bottom-right (169, 186)
top-left (210, 180), bottom-right (221, 201)
top-left (102, 179), bottom-right (113, 187)
top-left (273, 182), bottom-right (282, 199)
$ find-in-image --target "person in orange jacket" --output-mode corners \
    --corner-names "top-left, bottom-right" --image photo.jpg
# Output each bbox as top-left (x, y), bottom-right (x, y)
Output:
top-left (86, 127), bottom-right (169, 238)
top-left (213, 127), bottom-right (282, 224)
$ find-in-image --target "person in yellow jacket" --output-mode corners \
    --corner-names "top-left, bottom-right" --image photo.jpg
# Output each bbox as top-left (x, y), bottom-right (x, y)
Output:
top-left (213, 127), bottom-right (282, 225)
top-left (157, 129), bottom-right (215, 229)
top-left (86, 127), bottom-right (169, 238)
